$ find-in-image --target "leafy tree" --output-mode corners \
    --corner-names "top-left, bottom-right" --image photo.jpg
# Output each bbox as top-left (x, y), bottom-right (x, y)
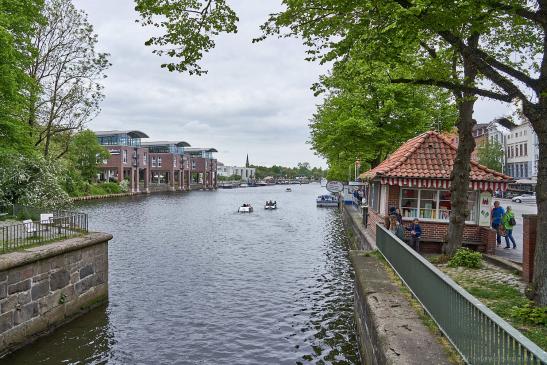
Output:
top-left (67, 130), bottom-right (109, 182)
top-left (0, 153), bottom-right (69, 209)
top-left (0, 0), bottom-right (43, 155)
top-left (28, 0), bottom-right (110, 157)
top-left (477, 140), bottom-right (504, 173)
top-left (134, 0), bottom-right (238, 74)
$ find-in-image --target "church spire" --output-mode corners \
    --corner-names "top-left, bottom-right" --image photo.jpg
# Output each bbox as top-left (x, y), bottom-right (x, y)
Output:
top-left (245, 154), bottom-right (250, 168)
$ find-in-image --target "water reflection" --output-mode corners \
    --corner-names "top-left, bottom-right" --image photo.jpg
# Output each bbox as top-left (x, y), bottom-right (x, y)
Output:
top-left (3, 185), bottom-right (358, 364)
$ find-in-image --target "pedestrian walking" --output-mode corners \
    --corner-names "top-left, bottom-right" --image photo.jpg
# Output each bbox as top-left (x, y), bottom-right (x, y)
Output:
top-left (502, 206), bottom-right (517, 249)
top-left (405, 218), bottom-right (422, 252)
top-left (490, 201), bottom-right (505, 246)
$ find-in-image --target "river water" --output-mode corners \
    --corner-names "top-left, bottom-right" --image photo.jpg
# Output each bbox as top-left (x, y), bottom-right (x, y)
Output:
top-left (4, 184), bottom-right (358, 365)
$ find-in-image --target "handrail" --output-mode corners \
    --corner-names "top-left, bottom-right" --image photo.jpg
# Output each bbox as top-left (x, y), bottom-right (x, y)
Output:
top-left (375, 223), bottom-right (547, 364)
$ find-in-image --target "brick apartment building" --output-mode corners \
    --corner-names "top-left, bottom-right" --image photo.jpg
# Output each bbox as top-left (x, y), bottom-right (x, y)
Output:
top-left (95, 131), bottom-right (217, 192)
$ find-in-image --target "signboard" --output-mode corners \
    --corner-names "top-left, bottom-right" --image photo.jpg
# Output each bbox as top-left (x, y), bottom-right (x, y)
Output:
top-left (478, 191), bottom-right (493, 227)
top-left (326, 181), bottom-right (344, 193)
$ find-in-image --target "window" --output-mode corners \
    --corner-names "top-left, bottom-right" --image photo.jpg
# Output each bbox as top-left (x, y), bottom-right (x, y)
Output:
top-left (370, 183), bottom-right (380, 212)
top-left (143, 153), bottom-right (147, 164)
top-left (401, 189), bottom-right (418, 218)
top-left (158, 157), bottom-right (162, 167)
top-left (510, 146), bottom-right (514, 158)
top-left (122, 150), bottom-right (127, 164)
top-left (507, 147), bottom-right (510, 157)
top-left (524, 164), bottom-right (528, 177)
top-left (419, 190), bottom-right (437, 219)
top-left (520, 144), bottom-right (523, 156)
top-left (524, 143), bottom-right (527, 156)
top-left (438, 191), bottom-right (451, 220)
top-left (152, 157), bottom-right (156, 167)
top-left (173, 158), bottom-right (177, 168)
top-left (467, 191), bottom-right (478, 222)
top-left (191, 160), bottom-right (196, 169)
top-left (400, 189), bottom-right (478, 223)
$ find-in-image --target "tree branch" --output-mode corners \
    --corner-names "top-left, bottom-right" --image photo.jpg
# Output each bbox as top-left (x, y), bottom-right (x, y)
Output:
top-left (390, 78), bottom-right (513, 102)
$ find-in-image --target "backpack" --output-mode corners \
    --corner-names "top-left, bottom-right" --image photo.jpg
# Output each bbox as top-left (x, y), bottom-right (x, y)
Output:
top-left (509, 217), bottom-right (516, 226)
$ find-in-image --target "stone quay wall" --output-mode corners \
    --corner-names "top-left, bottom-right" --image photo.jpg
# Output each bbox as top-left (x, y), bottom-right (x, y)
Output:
top-left (0, 232), bottom-right (112, 355)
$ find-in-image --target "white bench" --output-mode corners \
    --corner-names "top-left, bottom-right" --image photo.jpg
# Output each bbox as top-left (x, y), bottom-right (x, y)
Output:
top-left (23, 219), bottom-right (37, 237)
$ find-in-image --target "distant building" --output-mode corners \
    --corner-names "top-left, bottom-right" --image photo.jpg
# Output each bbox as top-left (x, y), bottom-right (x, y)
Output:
top-left (217, 164), bottom-right (256, 182)
top-left (95, 130), bottom-right (218, 191)
top-left (505, 120), bottom-right (538, 181)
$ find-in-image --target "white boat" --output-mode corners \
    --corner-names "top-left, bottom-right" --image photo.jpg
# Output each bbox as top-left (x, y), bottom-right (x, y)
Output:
top-left (240, 183), bottom-right (249, 188)
top-left (286, 188), bottom-right (292, 192)
top-left (316, 194), bottom-right (338, 207)
top-left (238, 204), bottom-right (253, 213)
top-left (264, 202), bottom-right (277, 210)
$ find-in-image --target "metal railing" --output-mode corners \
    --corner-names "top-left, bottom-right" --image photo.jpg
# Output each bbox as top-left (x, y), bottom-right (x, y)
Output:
top-left (1, 205), bottom-right (88, 254)
top-left (376, 224), bottom-right (547, 365)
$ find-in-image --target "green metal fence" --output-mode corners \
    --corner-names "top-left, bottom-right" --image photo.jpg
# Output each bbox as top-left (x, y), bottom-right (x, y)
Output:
top-left (376, 224), bottom-right (547, 365)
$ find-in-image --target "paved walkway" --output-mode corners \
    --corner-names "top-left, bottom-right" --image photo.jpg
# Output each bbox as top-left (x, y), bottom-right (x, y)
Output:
top-left (438, 261), bottom-right (526, 294)
top-left (491, 199), bottom-right (536, 264)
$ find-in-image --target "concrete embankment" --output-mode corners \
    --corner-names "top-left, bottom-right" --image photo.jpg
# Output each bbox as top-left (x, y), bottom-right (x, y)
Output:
top-left (341, 205), bottom-right (453, 364)
top-left (0, 232), bottom-right (112, 356)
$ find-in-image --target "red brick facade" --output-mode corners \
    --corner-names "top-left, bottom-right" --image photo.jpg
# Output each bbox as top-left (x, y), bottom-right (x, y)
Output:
top-left (366, 184), bottom-right (494, 254)
top-left (522, 214), bottom-right (537, 282)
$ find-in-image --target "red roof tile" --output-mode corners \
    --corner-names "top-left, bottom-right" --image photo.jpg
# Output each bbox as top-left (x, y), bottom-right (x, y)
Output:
top-left (360, 131), bottom-right (512, 182)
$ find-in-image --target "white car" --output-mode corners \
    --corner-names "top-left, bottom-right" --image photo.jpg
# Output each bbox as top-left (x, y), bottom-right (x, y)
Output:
top-left (511, 193), bottom-right (536, 203)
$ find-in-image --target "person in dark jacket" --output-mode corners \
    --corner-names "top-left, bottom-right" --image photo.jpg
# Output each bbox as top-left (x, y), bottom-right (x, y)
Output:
top-left (490, 201), bottom-right (505, 246)
top-left (405, 218), bottom-right (422, 252)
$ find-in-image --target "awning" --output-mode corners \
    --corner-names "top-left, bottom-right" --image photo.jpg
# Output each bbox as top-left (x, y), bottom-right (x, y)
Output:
top-left (379, 177), bottom-right (508, 191)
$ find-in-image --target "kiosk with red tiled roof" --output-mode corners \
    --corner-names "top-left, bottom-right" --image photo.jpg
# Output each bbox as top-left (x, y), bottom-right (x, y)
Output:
top-left (360, 131), bottom-right (513, 253)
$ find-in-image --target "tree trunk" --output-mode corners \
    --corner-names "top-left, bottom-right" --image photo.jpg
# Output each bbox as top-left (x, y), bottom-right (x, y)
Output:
top-left (446, 98), bottom-right (476, 255)
top-left (532, 127), bottom-right (547, 305)
top-left (446, 53), bottom-right (478, 256)
top-left (523, 101), bottom-right (547, 306)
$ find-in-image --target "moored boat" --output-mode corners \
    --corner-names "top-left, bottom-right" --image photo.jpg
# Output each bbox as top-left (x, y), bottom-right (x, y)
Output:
top-left (285, 188), bottom-right (292, 192)
top-left (316, 194), bottom-right (338, 207)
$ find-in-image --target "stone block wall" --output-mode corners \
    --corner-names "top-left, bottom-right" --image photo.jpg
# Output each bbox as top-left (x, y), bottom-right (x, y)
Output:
top-left (0, 232), bottom-right (111, 355)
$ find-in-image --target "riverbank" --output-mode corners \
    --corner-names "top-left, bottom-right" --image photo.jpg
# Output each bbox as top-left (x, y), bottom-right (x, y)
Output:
top-left (341, 204), bottom-right (457, 364)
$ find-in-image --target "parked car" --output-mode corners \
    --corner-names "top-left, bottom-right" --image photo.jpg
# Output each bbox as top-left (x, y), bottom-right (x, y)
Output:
top-left (511, 193), bottom-right (536, 203)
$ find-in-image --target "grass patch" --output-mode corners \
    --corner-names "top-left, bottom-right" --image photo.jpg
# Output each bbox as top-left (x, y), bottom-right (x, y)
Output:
top-left (452, 276), bottom-right (547, 351)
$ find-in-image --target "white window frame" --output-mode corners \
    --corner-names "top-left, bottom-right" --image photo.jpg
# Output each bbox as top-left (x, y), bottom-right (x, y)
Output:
top-left (122, 150), bottom-right (127, 164)
top-left (399, 188), bottom-right (479, 224)
top-left (158, 157), bottom-right (162, 167)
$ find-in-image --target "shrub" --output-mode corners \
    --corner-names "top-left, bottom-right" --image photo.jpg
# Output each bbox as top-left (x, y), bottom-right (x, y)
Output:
top-left (511, 303), bottom-right (547, 326)
top-left (448, 247), bottom-right (483, 269)
top-left (119, 180), bottom-right (129, 192)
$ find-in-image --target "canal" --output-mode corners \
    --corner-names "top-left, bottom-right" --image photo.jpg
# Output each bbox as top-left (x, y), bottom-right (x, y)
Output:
top-left (3, 184), bottom-right (358, 364)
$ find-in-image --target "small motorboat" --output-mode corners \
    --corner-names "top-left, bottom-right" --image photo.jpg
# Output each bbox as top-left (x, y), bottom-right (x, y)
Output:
top-left (316, 194), bottom-right (338, 207)
top-left (286, 188), bottom-right (292, 192)
top-left (264, 201), bottom-right (277, 210)
top-left (238, 204), bottom-right (253, 213)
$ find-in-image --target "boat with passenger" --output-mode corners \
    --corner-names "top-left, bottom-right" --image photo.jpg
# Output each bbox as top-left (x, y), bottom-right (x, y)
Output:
top-left (264, 201), bottom-right (277, 210)
top-left (238, 203), bottom-right (253, 213)
top-left (316, 194), bottom-right (338, 207)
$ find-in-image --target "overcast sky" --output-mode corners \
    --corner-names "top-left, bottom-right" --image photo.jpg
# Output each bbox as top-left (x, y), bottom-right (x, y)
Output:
top-left (73, 0), bottom-right (514, 168)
